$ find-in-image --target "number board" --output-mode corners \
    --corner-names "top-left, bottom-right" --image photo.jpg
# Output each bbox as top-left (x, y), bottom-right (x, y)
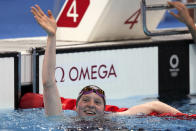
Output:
top-left (56, 0), bottom-right (167, 42)
top-left (57, 0), bottom-right (90, 27)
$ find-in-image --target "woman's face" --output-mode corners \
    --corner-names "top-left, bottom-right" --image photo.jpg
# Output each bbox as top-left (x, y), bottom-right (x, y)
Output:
top-left (76, 92), bottom-right (105, 117)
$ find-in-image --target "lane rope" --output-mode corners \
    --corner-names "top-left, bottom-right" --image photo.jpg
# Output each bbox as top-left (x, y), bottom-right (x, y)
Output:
top-left (19, 93), bottom-right (196, 119)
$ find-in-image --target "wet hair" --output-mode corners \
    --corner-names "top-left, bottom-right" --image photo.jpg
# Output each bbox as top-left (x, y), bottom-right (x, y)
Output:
top-left (76, 85), bottom-right (106, 107)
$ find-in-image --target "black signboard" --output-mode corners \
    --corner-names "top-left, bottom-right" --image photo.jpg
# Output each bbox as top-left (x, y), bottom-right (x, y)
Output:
top-left (159, 42), bottom-right (189, 98)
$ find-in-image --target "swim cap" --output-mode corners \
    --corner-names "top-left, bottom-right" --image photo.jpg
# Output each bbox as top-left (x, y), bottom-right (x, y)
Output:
top-left (76, 85), bottom-right (106, 107)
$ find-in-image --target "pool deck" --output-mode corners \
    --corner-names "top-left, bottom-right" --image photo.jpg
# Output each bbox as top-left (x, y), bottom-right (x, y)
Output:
top-left (0, 33), bottom-right (192, 51)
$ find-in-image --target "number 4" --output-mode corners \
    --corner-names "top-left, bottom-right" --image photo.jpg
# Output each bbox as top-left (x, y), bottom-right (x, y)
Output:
top-left (125, 9), bottom-right (141, 29)
top-left (67, 0), bottom-right (79, 23)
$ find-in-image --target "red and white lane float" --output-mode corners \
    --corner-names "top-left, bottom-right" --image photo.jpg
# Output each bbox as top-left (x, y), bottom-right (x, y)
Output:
top-left (19, 93), bottom-right (196, 120)
top-left (56, 0), bottom-right (169, 42)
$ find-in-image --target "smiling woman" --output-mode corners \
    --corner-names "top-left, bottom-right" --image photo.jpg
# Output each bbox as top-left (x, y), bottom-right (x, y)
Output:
top-left (2, 96), bottom-right (196, 130)
top-left (76, 92), bottom-right (105, 117)
top-left (29, 2), bottom-right (188, 117)
top-left (1, 0), bottom-right (196, 130)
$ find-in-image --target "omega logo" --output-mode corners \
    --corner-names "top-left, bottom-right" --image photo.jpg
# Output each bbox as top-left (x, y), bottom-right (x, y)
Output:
top-left (55, 64), bottom-right (117, 82)
top-left (55, 67), bottom-right (65, 82)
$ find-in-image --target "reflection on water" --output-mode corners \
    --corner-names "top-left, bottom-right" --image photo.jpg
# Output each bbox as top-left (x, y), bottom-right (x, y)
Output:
top-left (57, 115), bottom-right (129, 131)
top-left (1, 96), bottom-right (196, 130)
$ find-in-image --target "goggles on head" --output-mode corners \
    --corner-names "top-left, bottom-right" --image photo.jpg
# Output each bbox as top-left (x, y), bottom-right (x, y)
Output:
top-left (76, 85), bottom-right (106, 106)
top-left (78, 85), bottom-right (105, 99)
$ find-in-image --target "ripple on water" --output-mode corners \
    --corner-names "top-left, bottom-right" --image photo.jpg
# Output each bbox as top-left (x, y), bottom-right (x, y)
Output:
top-left (1, 96), bottom-right (196, 130)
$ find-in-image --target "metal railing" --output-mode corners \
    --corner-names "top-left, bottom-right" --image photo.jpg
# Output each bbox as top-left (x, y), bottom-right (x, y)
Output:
top-left (141, 0), bottom-right (196, 36)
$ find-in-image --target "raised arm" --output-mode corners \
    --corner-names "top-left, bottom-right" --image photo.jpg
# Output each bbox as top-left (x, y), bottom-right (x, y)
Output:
top-left (31, 5), bottom-right (62, 116)
top-left (115, 101), bottom-right (181, 116)
top-left (168, 1), bottom-right (196, 43)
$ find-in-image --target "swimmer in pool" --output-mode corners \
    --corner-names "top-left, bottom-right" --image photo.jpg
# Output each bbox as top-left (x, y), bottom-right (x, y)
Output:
top-left (168, 1), bottom-right (196, 43)
top-left (31, 4), bottom-right (183, 117)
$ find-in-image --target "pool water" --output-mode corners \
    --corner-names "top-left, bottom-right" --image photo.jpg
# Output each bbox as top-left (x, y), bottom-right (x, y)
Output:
top-left (1, 95), bottom-right (196, 131)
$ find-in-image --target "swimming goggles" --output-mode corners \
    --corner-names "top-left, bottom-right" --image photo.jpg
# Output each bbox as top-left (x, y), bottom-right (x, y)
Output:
top-left (78, 85), bottom-right (105, 99)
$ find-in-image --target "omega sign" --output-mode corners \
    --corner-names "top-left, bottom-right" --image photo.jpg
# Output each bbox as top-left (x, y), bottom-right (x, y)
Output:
top-left (169, 54), bottom-right (180, 77)
top-left (55, 64), bottom-right (117, 82)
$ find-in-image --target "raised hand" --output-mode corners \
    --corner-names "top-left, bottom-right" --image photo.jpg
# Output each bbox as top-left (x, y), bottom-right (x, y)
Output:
top-left (168, 1), bottom-right (196, 43)
top-left (168, 1), bottom-right (194, 26)
top-left (31, 5), bottom-right (62, 116)
top-left (31, 5), bottom-right (57, 36)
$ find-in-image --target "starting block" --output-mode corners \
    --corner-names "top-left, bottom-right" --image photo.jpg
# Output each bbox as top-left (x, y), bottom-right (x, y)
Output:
top-left (56, 0), bottom-right (169, 42)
